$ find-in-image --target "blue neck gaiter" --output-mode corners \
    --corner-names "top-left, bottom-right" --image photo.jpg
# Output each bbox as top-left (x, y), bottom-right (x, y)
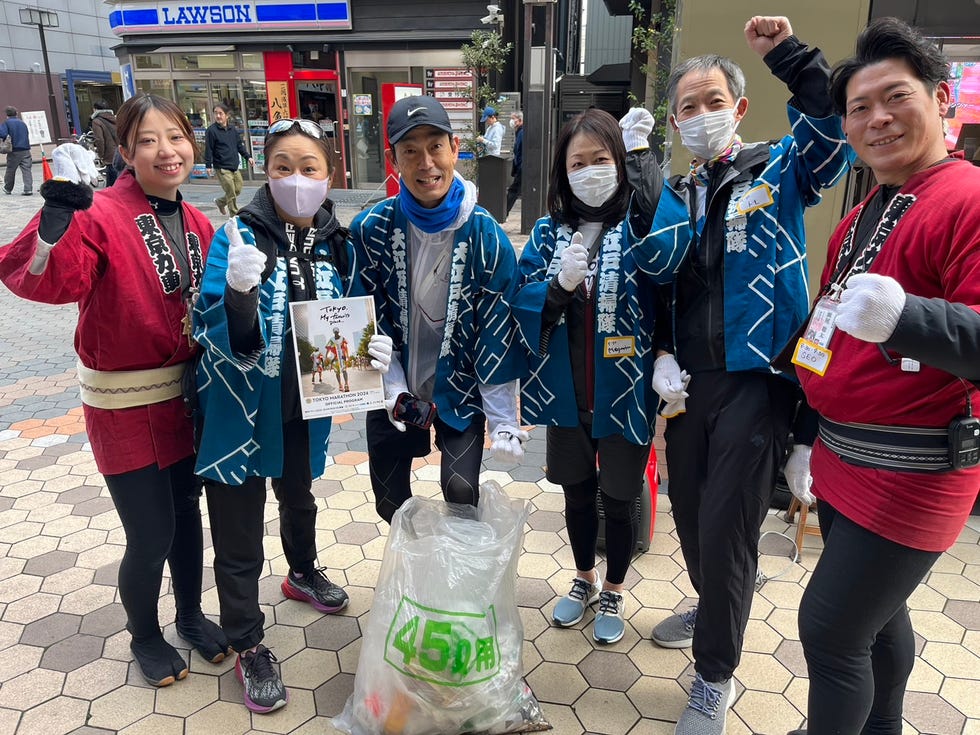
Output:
top-left (398, 176), bottom-right (465, 234)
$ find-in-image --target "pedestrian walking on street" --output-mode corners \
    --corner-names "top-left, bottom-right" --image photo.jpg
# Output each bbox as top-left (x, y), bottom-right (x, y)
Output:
top-left (205, 103), bottom-right (253, 216)
top-left (90, 99), bottom-right (119, 187)
top-left (506, 110), bottom-right (524, 216)
top-left (1, 106), bottom-right (33, 195)
top-left (0, 94), bottom-right (230, 687)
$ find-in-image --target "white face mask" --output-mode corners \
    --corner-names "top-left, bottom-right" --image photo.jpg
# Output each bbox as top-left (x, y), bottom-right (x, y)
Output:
top-left (676, 102), bottom-right (741, 160)
top-left (509, 118), bottom-right (516, 129)
top-left (267, 173), bottom-right (330, 219)
top-left (567, 164), bottom-right (619, 208)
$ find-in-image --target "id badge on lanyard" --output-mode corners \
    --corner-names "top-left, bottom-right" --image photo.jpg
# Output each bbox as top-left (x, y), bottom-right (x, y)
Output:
top-left (792, 284), bottom-right (843, 377)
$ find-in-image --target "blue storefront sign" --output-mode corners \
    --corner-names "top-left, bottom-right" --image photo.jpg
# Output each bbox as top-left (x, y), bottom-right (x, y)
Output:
top-left (107, 0), bottom-right (352, 33)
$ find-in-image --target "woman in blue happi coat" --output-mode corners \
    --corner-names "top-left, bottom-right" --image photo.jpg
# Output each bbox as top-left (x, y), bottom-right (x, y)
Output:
top-left (192, 119), bottom-right (392, 714)
top-left (513, 107), bottom-right (688, 645)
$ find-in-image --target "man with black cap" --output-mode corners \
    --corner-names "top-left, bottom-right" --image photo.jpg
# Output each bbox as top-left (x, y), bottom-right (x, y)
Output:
top-left (476, 105), bottom-right (504, 156)
top-left (349, 94), bottom-right (528, 522)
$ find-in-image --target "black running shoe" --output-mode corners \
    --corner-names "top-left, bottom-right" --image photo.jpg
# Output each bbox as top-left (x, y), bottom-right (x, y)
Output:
top-left (281, 568), bottom-right (349, 613)
top-left (236, 644), bottom-right (288, 713)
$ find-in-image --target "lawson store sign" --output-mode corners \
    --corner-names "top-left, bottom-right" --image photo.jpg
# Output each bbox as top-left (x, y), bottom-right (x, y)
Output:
top-left (107, 0), bottom-right (352, 34)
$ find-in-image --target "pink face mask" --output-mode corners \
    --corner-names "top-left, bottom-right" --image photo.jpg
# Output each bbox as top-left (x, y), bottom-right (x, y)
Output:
top-left (267, 173), bottom-right (330, 219)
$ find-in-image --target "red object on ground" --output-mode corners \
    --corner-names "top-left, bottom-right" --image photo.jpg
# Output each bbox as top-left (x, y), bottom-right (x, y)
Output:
top-left (42, 156), bottom-right (53, 182)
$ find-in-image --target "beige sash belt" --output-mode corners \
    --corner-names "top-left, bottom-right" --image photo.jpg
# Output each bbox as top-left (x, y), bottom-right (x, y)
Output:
top-left (77, 361), bottom-right (185, 410)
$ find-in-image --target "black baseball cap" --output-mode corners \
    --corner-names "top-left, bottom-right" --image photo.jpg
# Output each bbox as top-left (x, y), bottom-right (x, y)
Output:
top-left (387, 95), bottom-right (454, 145)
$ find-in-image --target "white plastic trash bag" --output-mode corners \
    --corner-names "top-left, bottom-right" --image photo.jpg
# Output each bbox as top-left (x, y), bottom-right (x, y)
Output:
top-left (334, 481), bottom-right (551, 735)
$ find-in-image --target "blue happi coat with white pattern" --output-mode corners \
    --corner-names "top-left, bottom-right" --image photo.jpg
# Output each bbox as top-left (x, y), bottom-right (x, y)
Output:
top-left (514, 211), bottom-right (689, 445)
top-left (349, 196), bottom-right (526, 430)
top-left (193, 214), bottom-right (360, 484)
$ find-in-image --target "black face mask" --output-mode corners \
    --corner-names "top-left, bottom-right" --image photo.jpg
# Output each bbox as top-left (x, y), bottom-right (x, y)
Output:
top-left (564, 182), bottom-right (629, 228)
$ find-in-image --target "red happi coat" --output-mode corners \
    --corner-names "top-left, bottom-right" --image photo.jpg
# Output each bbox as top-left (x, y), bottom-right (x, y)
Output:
top-left (800, 160), bottom-right (980, 552)
top-left (0, 171), bottom-right (214, 475)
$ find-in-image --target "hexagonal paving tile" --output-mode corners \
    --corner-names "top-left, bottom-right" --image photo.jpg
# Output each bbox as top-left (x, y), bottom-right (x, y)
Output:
top-left (0, 667), bottom-right (65, 709)
top-left (39, 632), bottom-right (104, 672)
top-left (577, 649), bottom-right (641, 691)
top-left (574, 687), bottom-right (640, 735)
top-left (305, 615), bottom-right (361, 651)
top-left (20, 611), bottom-right (82, 647)
top-left (14, 694), bottom-right (89, 735)
top-left (525, 661), bottom-right (587, 705)
top-left (22, 549), bottom-right (78, 577)
top-left (904, 691), bottom-right (966, 735)
top-left (313, 671), bottom-right (355, 717)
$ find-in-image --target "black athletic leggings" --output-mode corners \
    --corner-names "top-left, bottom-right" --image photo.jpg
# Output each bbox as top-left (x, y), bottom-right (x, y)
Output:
top-left (564, 478), bottom-right (637, 585)
top-left (367, 411), bottom-right (485, 523)
top-left (103, 456), bottom-right (203, 640)
top-left (799, 501), bottom-right (941, 735)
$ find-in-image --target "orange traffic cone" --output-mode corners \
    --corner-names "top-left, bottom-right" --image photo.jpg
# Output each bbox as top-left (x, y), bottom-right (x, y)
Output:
top-left (42, 150), bottom-right (53, 182)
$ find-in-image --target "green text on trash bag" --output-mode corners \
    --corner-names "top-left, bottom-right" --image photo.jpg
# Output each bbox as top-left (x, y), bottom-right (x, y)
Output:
top-left (383, 596), bottom-right (501, 687)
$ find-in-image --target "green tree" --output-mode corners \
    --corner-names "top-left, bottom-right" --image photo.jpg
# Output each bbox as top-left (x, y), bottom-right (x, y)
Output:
top-left (628, 0), bottom-right (678, 152)
top-left (460, 28), bottom-right (513, 163)
top-left (297, 336), bottom-right (317, 373)
top-left (356, 320), bottom-right (376, 358)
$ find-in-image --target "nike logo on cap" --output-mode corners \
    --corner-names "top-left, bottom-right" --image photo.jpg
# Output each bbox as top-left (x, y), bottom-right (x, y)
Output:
top-left (407, 107), bottom-right (426, 117)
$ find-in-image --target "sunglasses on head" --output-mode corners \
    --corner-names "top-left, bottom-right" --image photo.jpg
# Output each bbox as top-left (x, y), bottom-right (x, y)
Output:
top-left (266, 118), bottom-right (324, 140)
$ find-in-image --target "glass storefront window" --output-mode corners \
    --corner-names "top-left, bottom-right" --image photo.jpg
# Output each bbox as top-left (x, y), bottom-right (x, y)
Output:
top-left (135, 79), bottom-right (173, 99)
top-left (243, 80), bottom-right (269, 170)
top-left (241, 53), bottom-right (264, 70)
top-left (173, 54), bottom-right (236, 71)
top-left (349, 70), bottom-right (408, 185)
top-left (134, 54), bottom-right (168, 70)
top-left (175, 81), bottom-right (210, 162)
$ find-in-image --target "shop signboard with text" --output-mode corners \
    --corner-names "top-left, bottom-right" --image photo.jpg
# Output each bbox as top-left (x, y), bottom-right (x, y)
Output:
top-left (107, 0), bottom-right (352, 34)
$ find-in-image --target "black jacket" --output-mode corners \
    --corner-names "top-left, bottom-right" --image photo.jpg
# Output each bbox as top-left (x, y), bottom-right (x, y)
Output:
top-left (667, 35), bottom-right (836, 373)
top-left (205, 123), bottom-right (249, 171)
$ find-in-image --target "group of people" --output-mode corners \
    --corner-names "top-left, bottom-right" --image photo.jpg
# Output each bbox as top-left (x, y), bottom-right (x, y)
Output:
top-left (0, 13), bottom-right (977, 735)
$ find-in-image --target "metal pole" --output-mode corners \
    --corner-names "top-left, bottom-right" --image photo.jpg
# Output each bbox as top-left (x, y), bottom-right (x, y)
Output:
top-left (37, 22), bottom-right (61, 141)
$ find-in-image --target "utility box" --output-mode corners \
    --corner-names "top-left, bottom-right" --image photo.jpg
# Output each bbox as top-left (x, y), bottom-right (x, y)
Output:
top-left (477, 154), bottom-right (510, 222)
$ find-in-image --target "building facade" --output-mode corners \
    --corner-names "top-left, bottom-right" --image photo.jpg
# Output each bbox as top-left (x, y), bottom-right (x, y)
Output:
top-left (0, 0), bottom-right (122, 143)
top-left (106, 0), bottom-right (523, 188)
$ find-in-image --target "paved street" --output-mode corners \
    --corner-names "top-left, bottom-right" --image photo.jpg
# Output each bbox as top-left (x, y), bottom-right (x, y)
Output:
top-left (0, 170), bottom-right (978, 735)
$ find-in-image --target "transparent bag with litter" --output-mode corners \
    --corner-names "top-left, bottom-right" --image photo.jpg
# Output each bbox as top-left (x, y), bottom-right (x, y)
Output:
top-left (333, 480), bottom-right (551, 735)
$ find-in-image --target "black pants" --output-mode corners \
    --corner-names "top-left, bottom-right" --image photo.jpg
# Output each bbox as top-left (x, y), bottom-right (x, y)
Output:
top-left (103, 456), bottom-right (203, 640)
top-left (665, 370), bottom-right (796, 681)
top-left (800, 502), bottom-right (940, 735)
top-left (547, 423), bottom-right (649, 585)
top-left (366, 409), bottom-right (485, 523)
top-left (506, 170), bottom-right (522, 215)
top-left (205, 418), bottom-right (318, 651)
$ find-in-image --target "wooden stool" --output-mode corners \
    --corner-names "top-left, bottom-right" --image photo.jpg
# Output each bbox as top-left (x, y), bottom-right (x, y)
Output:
top-left (784, 497), bottom-right (821, 553)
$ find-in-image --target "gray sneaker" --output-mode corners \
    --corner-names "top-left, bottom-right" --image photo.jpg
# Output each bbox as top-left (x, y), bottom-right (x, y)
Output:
top-left (652, 605), bottom-right (697, 648)
top-left (552, 576), bottom-right (600, 627)
top-left (674, 673), bottom-right (734, 735)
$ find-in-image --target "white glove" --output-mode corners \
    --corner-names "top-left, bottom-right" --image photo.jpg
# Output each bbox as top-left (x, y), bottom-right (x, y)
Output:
top-left (557, 232), bottom-right (589, 291)
top-left (784, 444), bottom-right (815, 506)
top-left (836, 273), bottom-right (907, 343)
top-left (224, 220), bottom-right (266, 293)
top-left (619, 107), bottom-right (655, 151)
top-left (367, 334), bottom-right (393, 373)
top-left (490, 425), bottom-right (530, 463)
top-left (660, 372), bottom-right (691, 419)
top-left (52, 143), bottom-right (101, 186)
top-left (652, 354), bottom-right (689, 401)
top-left (382, 357), bottom-right (408, 432)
